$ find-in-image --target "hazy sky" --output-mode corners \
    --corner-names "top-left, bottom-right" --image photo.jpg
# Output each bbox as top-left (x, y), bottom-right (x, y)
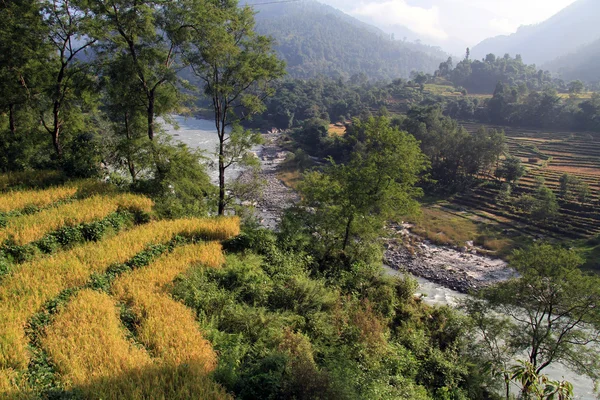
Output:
top-left (319, 0), bottom-right (578, 47)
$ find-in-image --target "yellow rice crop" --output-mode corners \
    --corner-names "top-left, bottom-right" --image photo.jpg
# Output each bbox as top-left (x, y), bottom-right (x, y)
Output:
top-left (0, 217), bottom-right (239, 371)
top-left (42, 290), bottom-right (153, 386)
top-left (0, 186), bottom-right (78, 213)
top-left (0, 171), bottom-right (63, 192)
top-left (0, 194), bottom-right (154, 245)
top-left (112, 243), bottom-right (224, 370)
top-left (42, 290), bottom-right (230, 400)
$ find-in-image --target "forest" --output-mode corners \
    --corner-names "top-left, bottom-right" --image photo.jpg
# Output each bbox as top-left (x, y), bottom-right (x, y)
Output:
top-left (1, 0), bottom-right (600, 399)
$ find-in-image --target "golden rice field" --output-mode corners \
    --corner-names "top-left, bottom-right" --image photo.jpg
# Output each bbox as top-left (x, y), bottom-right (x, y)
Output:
top-left (112, 243), bottom-right (224, 370)
top-left (42, 290), bottom-right (230, 399)
top-left (0, 186), bottom-right (78, 214)
top-left (0, 217), bottom-right (239, 372)
top-left (0, 194), bottom-right (154, 245)
top-left (0, 178), bottom-right (240, 398)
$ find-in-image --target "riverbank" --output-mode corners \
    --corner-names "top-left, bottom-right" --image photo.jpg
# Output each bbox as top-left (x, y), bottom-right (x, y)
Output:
top-left (251, 132), bottom-right (300, 229)
top-left (252, 133), bottom-right (517, 293)
top-left (385, 224), bottom-right (517, 293)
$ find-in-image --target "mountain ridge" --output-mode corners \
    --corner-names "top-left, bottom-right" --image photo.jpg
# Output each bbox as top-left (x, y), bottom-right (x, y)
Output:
top-left (471, 0), bottom-right (600, 66)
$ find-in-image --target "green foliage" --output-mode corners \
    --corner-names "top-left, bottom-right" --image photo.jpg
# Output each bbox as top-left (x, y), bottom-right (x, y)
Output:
top-left (183, 0), bottom-right (285, 215)
top-left (495, 157), bottom-right (525, 184)
top-left (1, 211), bottom-right (135, 265)
top-left (559, 173), bottom-right (591, 203)
top-left (463, 244), bottom-right (600, 395)
top-left (138, 138), bottom-right (215, 218)
top-left (402, 106), bottom-right (506, 192)
top-left (283, 116), bottom-right (427, 269)
top-left (509, 360), bottom-right (574, 400)
top-left (437, 54), bottom-right (554, 94)
top-left (172, 227), bottom-right (491, 399)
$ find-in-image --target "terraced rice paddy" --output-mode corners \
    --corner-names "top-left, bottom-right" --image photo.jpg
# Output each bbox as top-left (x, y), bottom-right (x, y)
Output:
top-left (0, 181), bottom-right (240, 399)
top-left (454, 123), bottom-right (600, 240)
top-left (0, 194), bottom-right (153, 245)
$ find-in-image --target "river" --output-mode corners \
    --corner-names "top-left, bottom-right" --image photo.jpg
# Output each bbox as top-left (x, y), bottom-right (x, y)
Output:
top-left (161, 115), bottom-right (245, 182)
top-left (165, 115), bottom-right (597, 400)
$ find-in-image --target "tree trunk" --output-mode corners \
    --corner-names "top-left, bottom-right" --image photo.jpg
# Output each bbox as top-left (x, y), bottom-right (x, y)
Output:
top-left (51, 128), bottom-right (61, 159)
top-left (124, 112), bottom-right (136, 183)
top-left (218, 136), bottom-right (226, 215)
top-left (51, 104), bottom-right (62, 159)
top-left (342, 215), bottom-right (354, 251)
top-left (8, 104), bottom-right (15, 136)
top-left (147, 94), bottom-right (155, 141)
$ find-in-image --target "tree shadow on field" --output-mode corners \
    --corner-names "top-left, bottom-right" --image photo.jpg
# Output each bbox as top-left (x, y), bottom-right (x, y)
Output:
top-left (51, 363), bottom-right (231, 400)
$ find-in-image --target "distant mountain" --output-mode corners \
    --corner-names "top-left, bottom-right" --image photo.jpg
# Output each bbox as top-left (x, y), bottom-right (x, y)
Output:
top-left (544, 38), bottom-right (600, 83)
top-left (248, 0), bottom-right (448, 81)
top-left (471, 0), bottom-right (600, 66)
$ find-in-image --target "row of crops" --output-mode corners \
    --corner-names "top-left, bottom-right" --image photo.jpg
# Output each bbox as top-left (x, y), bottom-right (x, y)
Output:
top-left (457, 123), bottom-right (600, 240)
top-left (0, 172), bottom-right (240, 399)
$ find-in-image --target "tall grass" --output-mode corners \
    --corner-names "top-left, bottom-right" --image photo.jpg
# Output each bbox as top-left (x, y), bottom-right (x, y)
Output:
top-left (0, 171), bottom-right (64, 191)
top-left (0, 217), bottom-right (239, 371)
top-left (0, 194), bottom-right (153, 245)
top-left (112, 243), bottom-right (224, 370)
top-left (0, 186), bottom-right (78, 214)
top-left (42, 289), bottom-right (153, 386)
top-left (41, 289), bottom-right (231, 399)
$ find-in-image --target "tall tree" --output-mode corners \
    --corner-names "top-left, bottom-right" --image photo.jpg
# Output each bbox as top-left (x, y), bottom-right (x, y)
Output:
top-left (463, 244), bottom-right (600, 397)
top-left (288, 117), bottom-right (428, 265)
top-left (40, 0), bottom-right (98, 158)
top-left (91, 0), bottom-right (187, 142)
top-left (185, 0), bottom-right (285, 215)
top-left (0, 0), bottom-right (46, 137)
top-left (0, 0), bottom-right (48, 170)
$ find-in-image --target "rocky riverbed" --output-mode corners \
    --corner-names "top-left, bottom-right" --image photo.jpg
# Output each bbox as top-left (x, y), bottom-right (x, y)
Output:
top-left (249, 132), bottom-right (516, 293)
top-left (252, 133), bottom-right (299, 229)
top-left (384, 224), bottom-right (518, 293)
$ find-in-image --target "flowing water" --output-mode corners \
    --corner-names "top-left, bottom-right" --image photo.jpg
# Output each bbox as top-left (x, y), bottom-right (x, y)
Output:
top-left (161, 115), bottom-right (246, 182)
top-left (165, 116), bottom-right (596, 399)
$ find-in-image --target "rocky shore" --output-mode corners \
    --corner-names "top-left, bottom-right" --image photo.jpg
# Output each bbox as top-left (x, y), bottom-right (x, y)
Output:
top-left (384, 225), bottom-right (517, 293)
top-left (253, 133), bottom-right (299, 229)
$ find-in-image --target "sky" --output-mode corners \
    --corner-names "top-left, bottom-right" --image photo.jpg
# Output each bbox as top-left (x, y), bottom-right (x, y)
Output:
top-left (318, 0), bottom-right (579, 52)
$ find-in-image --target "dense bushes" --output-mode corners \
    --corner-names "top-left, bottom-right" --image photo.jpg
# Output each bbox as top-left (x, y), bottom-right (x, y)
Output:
top-left (173, 227), bottom-right (497, 399)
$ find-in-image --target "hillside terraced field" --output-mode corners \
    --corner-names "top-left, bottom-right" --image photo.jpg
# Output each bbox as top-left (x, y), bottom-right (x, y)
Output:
top-left (450, 123), bottom-right (600, 243)
top-left (0, 177), bottom-right (239, 399)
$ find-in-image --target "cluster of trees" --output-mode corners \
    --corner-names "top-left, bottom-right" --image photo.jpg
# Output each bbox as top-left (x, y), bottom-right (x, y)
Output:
top-left (0, 0), bottom-right (284, 216)
top-left (436, 54), bottom-right (555, 94)
top-left (172, 227), bottom-right (491, 399)
top-left (247, 76), bottom-right (390, 130)
top-left (483, 84), bottom-right (600, 131)
top-left (398, 106), bottom-right (506, 191)
top-left (463, 244), bottom-right (600, 399)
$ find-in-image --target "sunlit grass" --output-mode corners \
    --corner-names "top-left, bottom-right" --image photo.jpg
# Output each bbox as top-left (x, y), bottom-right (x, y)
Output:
top-left (112, 243), bottom-right (224, 370)
top-left (0, 217), bottom-right (239, 372)
top-left (0, 194), bottom-right (154, 245)
top-left (0, 186), bottom-right (78, 214)
top-left (41, 289), bottom-right (231, 399)
top-left (42, 289), bottom-right (153, 388)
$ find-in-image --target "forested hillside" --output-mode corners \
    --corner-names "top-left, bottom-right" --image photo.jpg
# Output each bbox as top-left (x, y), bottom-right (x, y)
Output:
top-left (250, 0), bottom-right (447, 80)
top-left (471, 0), bottom-right (600, 66)
top-left (545, 38), bottom-right (600, 83)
